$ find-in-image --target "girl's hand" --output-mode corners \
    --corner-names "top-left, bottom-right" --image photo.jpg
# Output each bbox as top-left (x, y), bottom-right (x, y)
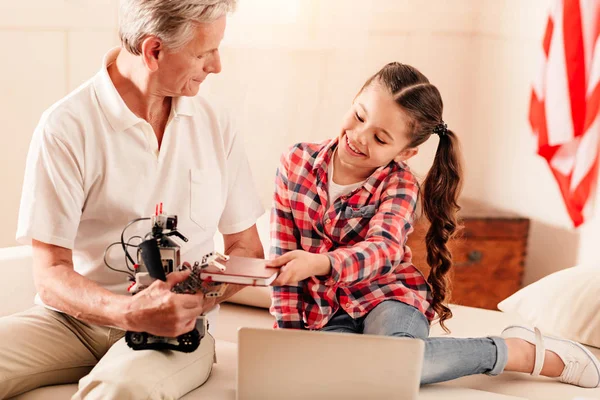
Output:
top-left (267, 250), bottom-right (331, 286)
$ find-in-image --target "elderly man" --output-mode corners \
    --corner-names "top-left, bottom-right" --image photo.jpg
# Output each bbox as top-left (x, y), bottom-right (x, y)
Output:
top-left (0, 0), bottom-right (264, 398)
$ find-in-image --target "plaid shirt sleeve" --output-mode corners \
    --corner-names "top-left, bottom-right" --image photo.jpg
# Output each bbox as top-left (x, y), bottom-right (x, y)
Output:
top-left (269, 151), bottom-right (306, 329)
top-left (324, 174), bottom-right (418, 287)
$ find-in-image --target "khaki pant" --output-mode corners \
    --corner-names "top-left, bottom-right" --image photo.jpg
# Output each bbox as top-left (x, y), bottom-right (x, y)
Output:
top-left (0, 306), bottom-right (215, 399)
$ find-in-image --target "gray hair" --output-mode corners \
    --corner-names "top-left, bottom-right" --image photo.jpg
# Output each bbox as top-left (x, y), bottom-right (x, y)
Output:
top-left (119, 0), bottom-right (236, 55)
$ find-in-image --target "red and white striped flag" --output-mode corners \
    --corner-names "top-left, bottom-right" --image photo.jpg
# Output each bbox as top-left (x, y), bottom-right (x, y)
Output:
top-left (529, 0), bottom-right (600, 227)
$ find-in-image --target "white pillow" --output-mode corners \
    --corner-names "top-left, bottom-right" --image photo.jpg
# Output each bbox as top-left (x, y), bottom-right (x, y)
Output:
top-left (498, 265), bottom-right (600, 348)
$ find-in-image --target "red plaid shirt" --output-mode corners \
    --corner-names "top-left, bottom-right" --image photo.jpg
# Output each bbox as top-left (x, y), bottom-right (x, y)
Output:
top-left (270, 139), bottom-right (434, 330)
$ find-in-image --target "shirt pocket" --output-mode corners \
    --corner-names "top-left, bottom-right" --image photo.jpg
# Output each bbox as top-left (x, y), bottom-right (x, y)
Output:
top-left (190, 168), bottom-right (222, 231)
top-left (338, 205), bottom-right (377, 242)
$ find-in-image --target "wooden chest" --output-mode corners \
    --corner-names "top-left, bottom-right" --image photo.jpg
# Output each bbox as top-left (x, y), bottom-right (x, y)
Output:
top-left (406, 199), bottom-right (530, 310)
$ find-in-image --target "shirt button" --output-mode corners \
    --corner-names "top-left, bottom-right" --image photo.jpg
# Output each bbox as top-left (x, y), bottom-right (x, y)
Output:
top-left (345, 302), bottom-right (352, 308)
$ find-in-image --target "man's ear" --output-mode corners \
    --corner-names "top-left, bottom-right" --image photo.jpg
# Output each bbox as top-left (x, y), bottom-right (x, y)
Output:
top-left (394, 147), bottom-right (418, 163)
top-left (140, 36), bottom-right (163, 72)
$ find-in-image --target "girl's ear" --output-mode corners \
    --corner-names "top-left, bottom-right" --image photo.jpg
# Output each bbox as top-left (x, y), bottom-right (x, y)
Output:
top-left (394, 147), bottom-right (418, 163)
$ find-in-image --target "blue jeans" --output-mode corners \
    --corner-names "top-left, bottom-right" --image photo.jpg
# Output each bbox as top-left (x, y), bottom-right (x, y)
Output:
top-left (321, 301), bottom-right (508, 385)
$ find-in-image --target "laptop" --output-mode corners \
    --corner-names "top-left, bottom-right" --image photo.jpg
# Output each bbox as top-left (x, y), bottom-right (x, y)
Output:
top-left (237, 327), bottom-right (424, 400)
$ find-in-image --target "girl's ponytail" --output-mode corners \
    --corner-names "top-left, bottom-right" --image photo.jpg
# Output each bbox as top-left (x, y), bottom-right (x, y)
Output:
top-left (421, 128), bottom-right (462, 332)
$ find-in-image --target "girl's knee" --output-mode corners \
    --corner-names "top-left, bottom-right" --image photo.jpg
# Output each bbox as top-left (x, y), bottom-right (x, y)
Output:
top-left (363, 301), bottom-right (430, 339)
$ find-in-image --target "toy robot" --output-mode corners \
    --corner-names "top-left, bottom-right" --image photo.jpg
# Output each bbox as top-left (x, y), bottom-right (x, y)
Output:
top-left (108, 204), bottom-right (229, 353)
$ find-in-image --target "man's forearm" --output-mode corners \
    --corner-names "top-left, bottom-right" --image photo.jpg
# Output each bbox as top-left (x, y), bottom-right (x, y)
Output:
top-left (226, 242), bottom-right (264, 259)
top-left (35, 264), bottom-right (129, 328)
top-left (211, 239), bottom-right (264, 306)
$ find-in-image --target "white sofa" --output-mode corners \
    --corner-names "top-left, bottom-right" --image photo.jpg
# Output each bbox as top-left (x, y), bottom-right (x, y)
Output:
top-left (3, 238), bottom-right (600, 399)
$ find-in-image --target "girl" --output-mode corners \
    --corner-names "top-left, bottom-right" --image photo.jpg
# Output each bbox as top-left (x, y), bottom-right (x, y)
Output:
top-left (267, 62), bottom-right (600, 387)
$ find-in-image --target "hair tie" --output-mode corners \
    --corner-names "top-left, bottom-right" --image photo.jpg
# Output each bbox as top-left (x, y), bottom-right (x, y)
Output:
top-left (433, 122), bottom-right (448, 137)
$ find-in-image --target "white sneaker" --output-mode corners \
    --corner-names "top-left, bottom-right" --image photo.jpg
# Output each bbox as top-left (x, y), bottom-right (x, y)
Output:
top-left (501, 325), bottom-right (600, 388)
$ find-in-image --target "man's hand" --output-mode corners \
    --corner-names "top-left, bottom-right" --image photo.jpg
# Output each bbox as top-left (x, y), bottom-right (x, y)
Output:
top-left (123, 270), bottom-right (207, 337)
top-left (267, 250), bottom-right (331, 286)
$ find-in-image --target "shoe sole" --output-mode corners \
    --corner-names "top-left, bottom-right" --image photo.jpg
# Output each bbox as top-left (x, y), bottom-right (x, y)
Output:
top-left (502, 325), bottom-right (600, 388)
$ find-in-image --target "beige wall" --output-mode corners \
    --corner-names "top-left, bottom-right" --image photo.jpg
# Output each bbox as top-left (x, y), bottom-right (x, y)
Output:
top-left (0, 0), bottom-right (120, 248)
top-left (1, 0), bottom-right (597, 282)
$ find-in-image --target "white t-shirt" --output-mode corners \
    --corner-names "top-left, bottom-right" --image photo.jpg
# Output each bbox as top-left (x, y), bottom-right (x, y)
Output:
top-left (16, 48), bottom-right (264, 326)
top-left (328, 150), bottom-right (365, 206)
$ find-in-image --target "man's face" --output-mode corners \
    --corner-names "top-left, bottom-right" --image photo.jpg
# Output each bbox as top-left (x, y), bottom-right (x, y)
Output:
top-left (155, 16), bottom-right (226, 97)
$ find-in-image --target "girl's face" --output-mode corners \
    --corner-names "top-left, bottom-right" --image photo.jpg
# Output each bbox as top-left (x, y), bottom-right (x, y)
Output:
top-left (337, 82), bottom-right (418, 174)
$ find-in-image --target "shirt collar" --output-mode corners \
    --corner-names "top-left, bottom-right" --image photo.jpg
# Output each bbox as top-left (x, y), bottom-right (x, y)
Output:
top-left (172, 95), bottom-right (196, 117)
top-left (312, 138), bottom-right (338, 179)
top-left (93, 47), bottom-right (196, 133)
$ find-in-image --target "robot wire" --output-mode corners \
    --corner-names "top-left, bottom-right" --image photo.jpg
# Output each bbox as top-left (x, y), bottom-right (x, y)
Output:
top-left (104, 241), bottom-right (137, 279)
top-left (121, 217), bottom-right (151, 270)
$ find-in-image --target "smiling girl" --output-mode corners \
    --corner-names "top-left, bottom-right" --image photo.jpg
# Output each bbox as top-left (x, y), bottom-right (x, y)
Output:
top-left (267, 62), bottom-right (600, 388)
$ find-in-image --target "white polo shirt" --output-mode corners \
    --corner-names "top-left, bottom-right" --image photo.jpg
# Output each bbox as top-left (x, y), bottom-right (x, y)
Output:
top-left (17, 48), bottom-right (264, 317)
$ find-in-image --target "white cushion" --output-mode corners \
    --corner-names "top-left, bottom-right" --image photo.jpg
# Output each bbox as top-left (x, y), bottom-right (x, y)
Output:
top-left (498, 265), bottom-right (600, 348)
top-left (224, 286), bottom-right (271, 309)
top-left (0, 245), bottom-right (36, 317)
top-left (10, 303), bottom-right (600, 400)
